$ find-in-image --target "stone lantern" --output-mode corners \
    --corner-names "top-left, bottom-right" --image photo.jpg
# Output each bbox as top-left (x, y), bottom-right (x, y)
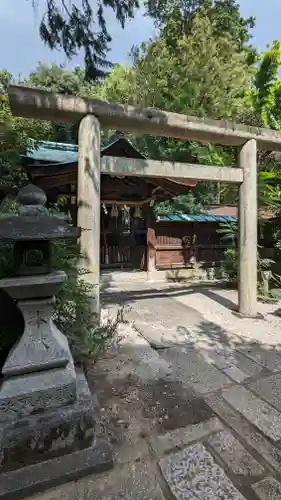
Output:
top-left (0, 184), bottom-right (78, 276)
top-left (0, 184), bottom-right (112, 498)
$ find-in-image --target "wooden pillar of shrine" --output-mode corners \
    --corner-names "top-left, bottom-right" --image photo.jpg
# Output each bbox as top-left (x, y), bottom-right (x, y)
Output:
top-left (146, 206), bottom-right (157, 277)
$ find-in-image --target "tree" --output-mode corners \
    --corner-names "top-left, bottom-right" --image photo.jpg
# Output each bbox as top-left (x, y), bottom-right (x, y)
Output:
top-left (155, 192), bottom-right (204, 215)
top-left (95, 64), bottom-right (136, 102)
top-left (0, 70), bottom-right (53, 188)
top-left (24, 62), bottom-right (134, 143)
top-left (93, 6), bottom-right (253, 211)
top-left (145, 0), bottom-right (256, 64)
top-left (31, 0), bottom-right (139, 79)
top-left (128, 11), bottom-right (251, 210)
top-left (131, 12), bottom-right (253, 119)
top-left (254, 40), bottom-right (281, 131)
top-left (250, 41), bottom-right (281, 211)
top-left (26, 63), bottom-right (93, 96)
top-left (1, 0), bottom-right (257, 212)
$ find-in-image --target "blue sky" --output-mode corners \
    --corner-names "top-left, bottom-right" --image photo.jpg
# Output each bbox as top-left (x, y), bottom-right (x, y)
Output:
top-left (0, 0), bottom-right (280, 77)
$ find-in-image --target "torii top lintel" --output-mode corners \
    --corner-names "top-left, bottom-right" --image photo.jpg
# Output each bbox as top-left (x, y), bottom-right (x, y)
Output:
top-left (8, 85), bottom-right (281, 151)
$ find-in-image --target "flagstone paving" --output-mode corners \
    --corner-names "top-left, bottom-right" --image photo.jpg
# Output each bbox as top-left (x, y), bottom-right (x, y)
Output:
top-left (221, 385), bottom-right (281, 442)
top-left (253, 477), bottom-right (281, 500)
top-left (83, 282), bottom-right (281, 500)
top-left (159, 443), bottom-right (247, 500)
top-left (248, 373), bottom-right (281, 412)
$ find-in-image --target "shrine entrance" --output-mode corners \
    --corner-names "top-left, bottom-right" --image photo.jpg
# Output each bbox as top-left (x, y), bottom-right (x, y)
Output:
top-left (100, 204), bottom-right (147, 270)
top-left (20, 136), bottom-right (196, 273)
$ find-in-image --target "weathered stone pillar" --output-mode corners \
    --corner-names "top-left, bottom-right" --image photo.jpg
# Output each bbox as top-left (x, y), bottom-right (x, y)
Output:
top-left (78, 114), bottom-right (101, 320)
top-left (238, 139), bottom-right (258, 317)
top-left (147, 207), bottom-right (157, 278)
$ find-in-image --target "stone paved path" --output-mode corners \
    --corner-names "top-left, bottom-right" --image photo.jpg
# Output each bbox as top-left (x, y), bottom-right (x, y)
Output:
top-left (85, 281), bottom-right (281, 500)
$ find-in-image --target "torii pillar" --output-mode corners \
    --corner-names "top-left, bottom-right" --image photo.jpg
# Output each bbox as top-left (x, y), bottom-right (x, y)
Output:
top-left (77, 114), bottom-right (101, 321)
top-left (238, 139), bottom-right (258, 317)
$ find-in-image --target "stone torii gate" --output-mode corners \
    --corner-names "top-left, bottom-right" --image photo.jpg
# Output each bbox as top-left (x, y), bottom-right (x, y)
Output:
top-left (9, 85), bottom-right (281, 318)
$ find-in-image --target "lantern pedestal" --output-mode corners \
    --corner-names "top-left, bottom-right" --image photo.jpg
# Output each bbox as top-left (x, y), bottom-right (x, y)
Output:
top-left (0, 272), bottom-right (77, 420)
top-left (0, 271), bottom-right (113, 499)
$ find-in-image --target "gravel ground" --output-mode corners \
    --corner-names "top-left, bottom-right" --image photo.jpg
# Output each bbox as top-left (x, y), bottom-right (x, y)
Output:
top-left (101, 281), bottom-right (281, 348)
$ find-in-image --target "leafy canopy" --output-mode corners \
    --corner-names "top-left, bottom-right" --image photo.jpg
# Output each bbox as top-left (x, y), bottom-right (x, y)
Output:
top-left (31, 0), bottom-right (139, 79)
top-left (145, 0), bottom-right (256, 64)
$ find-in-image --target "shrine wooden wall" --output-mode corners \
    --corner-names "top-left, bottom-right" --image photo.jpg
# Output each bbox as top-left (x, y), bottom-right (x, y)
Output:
top-left (154, 220), bottom-right (233, 270)
top-left (99, 218), bottom-right (234, 271)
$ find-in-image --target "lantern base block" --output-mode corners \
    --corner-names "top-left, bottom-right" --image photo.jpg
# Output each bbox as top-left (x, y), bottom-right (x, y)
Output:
top-left (0, 438), bottom-right (113, 500)
top-left (0, 360), bottom-right (77, 422)
top-left (0, 371), bottom-right (113, 500)
top-left (0, 312), bottom-right (77, 421)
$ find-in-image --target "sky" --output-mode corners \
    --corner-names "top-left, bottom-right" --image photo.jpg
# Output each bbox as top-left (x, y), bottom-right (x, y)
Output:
top-left (0, 0), bottom-right (280, 77)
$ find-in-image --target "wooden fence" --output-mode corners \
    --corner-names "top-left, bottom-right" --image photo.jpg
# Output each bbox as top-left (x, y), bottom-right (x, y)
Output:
top-left (154, 220), bottom-right (232, 270)
top-left (100, 219), bottom-right (234, 271)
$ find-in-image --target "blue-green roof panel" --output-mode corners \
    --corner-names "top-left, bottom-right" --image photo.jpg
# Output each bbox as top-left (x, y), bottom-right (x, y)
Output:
top-left (157, 214), bottom-right (237, 223)
top-left (23, 137), bottom-right (136, 164)
top-left (25, 141), bottom-right (78, 163)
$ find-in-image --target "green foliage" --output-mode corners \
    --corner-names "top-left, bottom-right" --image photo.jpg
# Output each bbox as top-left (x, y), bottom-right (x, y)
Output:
top-left (0, 64), bottom-right (124, 364)
top-left (26, 64), bottom-right (93, 95)
top-left (131, 12), bottom-right (252, 119)
top-left (63, 306), bottom-right (126, 364)
top-left (259, 171), bottom-right (281, 213)
top-left (0, 69), bottom-right (53, 188)
top-left (86, 0), bottom-right (256, 212)
top-left (146, 0), bottom-right (256, 62)
top-left (117, 7), bottom-right (252, 212)
top-left (95, 64), bottom-right (136, 102)
top-left (4, 0), bottom-right (281, 311)
top-left (51, 238), bottom-right (123, 363)
top-left (221, 248), bottom-right (237, 283)
top-left (254, 40), bottom-right (281, 129)
top-left (31, 0), bottom-right (139, 80)
top-left (23, 63), bottom-right (100, 143)
top-left (254, 42), bottom-right (281, 289)
top-left (217, 219), bottom-right (278, 297)
top-left (217, 219), bottom-right (238, 244)
top-left (188, 143), bottom-right (238, 206)
top-left (155, 192), bottom-right (204, 215)
top-left (270, 288), bottom-right (281, 300)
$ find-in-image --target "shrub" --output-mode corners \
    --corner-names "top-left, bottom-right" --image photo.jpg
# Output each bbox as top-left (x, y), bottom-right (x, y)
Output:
top-left (217, 220), bottom-right (277, 297)
top-left (52, 238), bottom-right (127, 365)
top-left (221, 248), bottom-right (237, 283)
